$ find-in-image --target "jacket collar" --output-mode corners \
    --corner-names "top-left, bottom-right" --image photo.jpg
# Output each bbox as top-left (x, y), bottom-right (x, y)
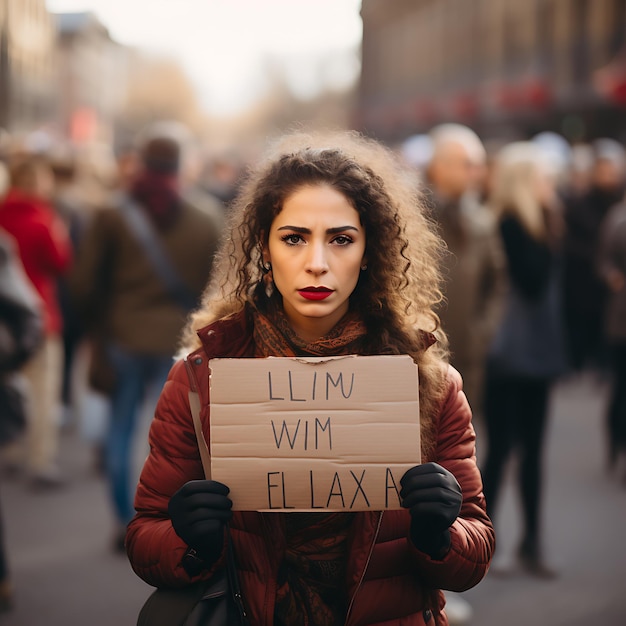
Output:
top-left (196, 307), bottom-right (254, 358)
top-left (184, 308), bottom-right (254, 408)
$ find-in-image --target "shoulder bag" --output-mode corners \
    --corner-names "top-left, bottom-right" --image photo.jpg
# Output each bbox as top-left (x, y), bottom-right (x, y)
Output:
top-left (487, 266), bottom-right (567, 379)
top-left (117, 193), bottom-right (198, 312)
top-left (136, 385), bottom-right (248, 626)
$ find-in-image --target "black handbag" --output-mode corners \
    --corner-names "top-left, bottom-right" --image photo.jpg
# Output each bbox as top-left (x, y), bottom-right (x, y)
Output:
top-left (137, 529), bottom-right (247, 626)
top-left (136, 389), bottom-right (248, 626)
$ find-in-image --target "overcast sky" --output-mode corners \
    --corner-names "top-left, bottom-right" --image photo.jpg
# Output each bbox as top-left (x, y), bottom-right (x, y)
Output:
top-left (46, 0), bottom-right (363, 116)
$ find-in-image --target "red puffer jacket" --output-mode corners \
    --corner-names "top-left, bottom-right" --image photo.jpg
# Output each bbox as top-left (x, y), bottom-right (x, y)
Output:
top-left (127, 311), bottom-right (495, 626)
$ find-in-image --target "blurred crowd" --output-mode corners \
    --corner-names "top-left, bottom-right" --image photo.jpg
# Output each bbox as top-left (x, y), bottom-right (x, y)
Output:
top-left (0, 121), bottom-right (240, 611)
top-left (0, 119), bottom-right (625, 619)
top-left (400, 125), bottom-right (626, 592)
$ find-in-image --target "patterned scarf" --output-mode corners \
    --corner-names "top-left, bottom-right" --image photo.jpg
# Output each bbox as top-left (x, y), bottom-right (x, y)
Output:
top-left (252, 302), bottom-right (367, 358)
top-left (252, 303), bottom-right (366, 625)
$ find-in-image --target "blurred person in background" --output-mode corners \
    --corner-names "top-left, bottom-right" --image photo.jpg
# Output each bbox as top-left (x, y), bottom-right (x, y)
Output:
top-left (481, 142), bottom-right (567, 578)
top-left (423, 124), bottom-right (503, 624)
top-left (530, 132), bottom-right (572, 197)
top-left (0, 227), bottom-right (43, 611)
top-left (0, 154), bottom-right (73, 489)
top-left (113, 143), bottom-right (141, 193)
top-left (49, 147), bottom-right (90, 431)
top-left (563, 138), bottom-right (626, 373)
top-left (70, 121), bottom-right (224, 553)
top-left (424, 123), bottom-right (504, 420)
top-left (597, 198), bottom-right (626, 480)
top-left (69, 141), bottom-right (130, 465)
top-left (566, 143), bottom-right (595, 200)
top-left (199, 151), bottom-right (243, 211)
top-left (399, 133), bottom-right (433, 184)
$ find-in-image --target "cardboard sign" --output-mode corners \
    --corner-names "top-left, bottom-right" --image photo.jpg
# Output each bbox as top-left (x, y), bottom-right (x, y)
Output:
top-left (208, 355), bottom-right (420, 512)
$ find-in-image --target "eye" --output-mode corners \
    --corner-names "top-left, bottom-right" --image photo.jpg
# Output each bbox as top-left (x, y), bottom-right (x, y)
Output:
top-left (281, 233), bottom-right (304, 246)
top-left (332, 235), bottom-right (354, 246)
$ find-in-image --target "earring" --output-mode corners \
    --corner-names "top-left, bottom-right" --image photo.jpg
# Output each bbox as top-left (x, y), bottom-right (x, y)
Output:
top-left (263, 262), bottom-right (274, 297)
top-left (361, 264), bottom-right (367, 271)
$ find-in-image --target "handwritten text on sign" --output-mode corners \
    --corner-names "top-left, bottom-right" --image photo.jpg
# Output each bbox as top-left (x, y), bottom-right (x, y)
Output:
top-left (208, 355), bottom-right (420, 511)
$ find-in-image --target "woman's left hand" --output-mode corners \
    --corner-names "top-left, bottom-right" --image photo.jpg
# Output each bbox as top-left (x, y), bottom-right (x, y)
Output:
top-left (400, 462), bottom-right (462, 559)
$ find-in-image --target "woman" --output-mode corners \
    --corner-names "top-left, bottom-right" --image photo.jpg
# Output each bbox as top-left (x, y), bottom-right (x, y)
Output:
top-left (126, 132), bottom-right (494, 625)
top-left (481, 142), bottom-right (566, 577)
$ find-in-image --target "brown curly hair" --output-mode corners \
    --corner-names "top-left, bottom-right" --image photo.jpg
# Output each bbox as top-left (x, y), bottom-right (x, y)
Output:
top-left (182, 131), bottom-right (450, 450)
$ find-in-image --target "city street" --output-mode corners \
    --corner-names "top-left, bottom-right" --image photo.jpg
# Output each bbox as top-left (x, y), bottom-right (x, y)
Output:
top-left (1, 372), bottom-right (625, 625)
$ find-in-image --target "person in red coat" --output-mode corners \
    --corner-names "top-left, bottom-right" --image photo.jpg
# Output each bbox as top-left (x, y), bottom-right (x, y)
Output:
top-left (126, 132), bottom-right (495, 625)
top-left (0, 154), bottom-right (72, 487)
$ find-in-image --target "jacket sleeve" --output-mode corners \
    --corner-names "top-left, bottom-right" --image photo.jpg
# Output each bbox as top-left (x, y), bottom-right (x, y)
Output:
top-left (410, 366), bottom-right (495, 591)
top-left (126, 358), bottom-right (219, 588)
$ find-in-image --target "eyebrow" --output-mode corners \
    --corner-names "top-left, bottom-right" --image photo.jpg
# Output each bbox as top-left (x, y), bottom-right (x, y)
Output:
top-left (276, 225), bottom-right (360, 235)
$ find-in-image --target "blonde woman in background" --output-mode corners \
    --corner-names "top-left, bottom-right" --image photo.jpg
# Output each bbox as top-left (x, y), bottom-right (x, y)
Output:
top-left (480, 142), bottom-right (567, 578)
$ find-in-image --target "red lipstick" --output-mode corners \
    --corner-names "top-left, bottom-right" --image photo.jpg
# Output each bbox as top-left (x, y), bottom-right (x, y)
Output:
top-left (298, 287), bottom-right (333, 301)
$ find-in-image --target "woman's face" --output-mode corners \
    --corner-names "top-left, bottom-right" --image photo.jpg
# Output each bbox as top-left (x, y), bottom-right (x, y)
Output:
top-left (264, 184), bottom-right (366, 342)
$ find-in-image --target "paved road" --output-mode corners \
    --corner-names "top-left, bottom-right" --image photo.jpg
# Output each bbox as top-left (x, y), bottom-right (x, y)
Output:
top-left (0, 372), bottom-right (625, 625)
top-left (465, 372), bottom-right (626, 625)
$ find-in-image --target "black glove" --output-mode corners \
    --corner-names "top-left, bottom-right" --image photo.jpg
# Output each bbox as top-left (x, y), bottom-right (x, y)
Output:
top-left (168, 479), bottom-right (233, 565)
top-left (400, 462), bottom-right (462, 559)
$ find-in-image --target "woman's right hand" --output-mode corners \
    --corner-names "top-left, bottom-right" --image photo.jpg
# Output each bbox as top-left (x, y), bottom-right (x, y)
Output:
top-left (168, 479), bottom-right (233, 563)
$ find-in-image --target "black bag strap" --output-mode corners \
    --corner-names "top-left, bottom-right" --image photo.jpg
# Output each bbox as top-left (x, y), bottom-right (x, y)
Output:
top-left (187, 384), bottom-right (248, 625)
top-left (116, 193), bottom-right (197, 311)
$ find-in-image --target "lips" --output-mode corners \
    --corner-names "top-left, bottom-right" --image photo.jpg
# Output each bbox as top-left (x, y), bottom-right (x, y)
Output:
top-left (298, 287), bottom-right (333, 301)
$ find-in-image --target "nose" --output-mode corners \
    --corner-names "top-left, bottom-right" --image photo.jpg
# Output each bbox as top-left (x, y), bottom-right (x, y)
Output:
top-left (305, 242), bottom-right (329, 276)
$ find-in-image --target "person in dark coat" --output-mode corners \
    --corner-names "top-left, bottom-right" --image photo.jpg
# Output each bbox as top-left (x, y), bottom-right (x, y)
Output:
top-left (70, 122), bottom-right (224, 552)
top-left (126, 131), bottom-right (494, 626)
top-left (597, 200), bottom-right (626, 479)
top-left (562, 138), bottom-right (626, 372)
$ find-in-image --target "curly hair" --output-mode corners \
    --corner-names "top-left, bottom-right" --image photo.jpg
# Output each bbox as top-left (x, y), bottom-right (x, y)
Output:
top-left (182, 131), bottom-right (450, 445)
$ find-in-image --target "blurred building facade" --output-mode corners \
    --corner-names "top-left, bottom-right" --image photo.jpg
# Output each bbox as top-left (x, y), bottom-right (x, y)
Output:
top-left (357, 0), bottom-right (626, 143)
top-left (0, 0), bottom-right (56, 134)
top-left (0, 4), bottom-right (130, 146)
top-left (55, 11), bottom-right (130, 146)
top-left (1, 3), bottom-right (207, 154)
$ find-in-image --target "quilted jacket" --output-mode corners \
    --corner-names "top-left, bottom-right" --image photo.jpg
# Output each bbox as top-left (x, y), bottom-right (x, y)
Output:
top-left (126, 310), bottom-right (495, 625)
